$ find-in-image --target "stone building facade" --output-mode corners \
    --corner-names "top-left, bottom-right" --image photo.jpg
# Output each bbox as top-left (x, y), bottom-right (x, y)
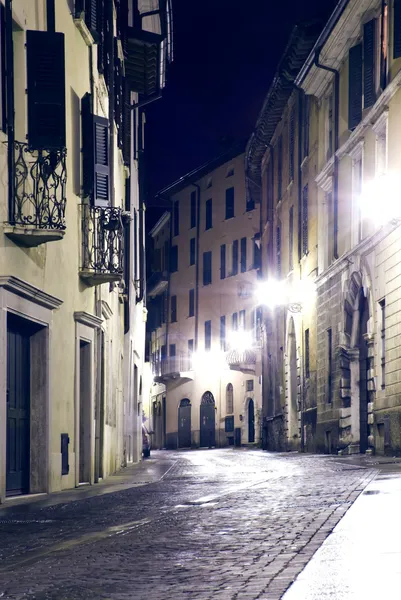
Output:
top-left (147, 147), bottom-right (262, 449)
top-left (0, 0), bottom-right (172, 502)
top-left (248, 0), bottom-right (401, 455)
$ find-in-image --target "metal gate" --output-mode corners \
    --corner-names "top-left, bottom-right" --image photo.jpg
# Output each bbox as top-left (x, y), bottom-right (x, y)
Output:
top-left (6, 317), bottom-right (31, 496)
top-left (178, 399), bottom-right (191, 448)
top-left (248, 398), bottom-right (255, 443)
top-left (200, 391), bottom-right (215, 448)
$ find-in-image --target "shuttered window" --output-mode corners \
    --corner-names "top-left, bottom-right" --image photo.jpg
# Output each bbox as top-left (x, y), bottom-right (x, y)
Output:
top-left (190, 238), bottom-right (196, 266)
top-left (0, 5), bottom-right (6, 133)
top-left (205, 198), bottom-right (212, 230)
top-left (289, 108), bottom-right (295, 182)
top-left (289, 206), bottom-right (294, 271)
top-left (27, 30), bottom-right (66, 148)
top-left (364, 19), bottom-right (376, 109)
top-left (232, 312), bottom-right (238, 331)
top-left (302, 184), bottom-right (309, 255)
top-left (277, 135), bottom-right (283, 200)
top-left (348, 43), bottom-right (363, 130)
top-left (190, 190), bottom-right (196, 228)
top-left (122, 82), bottom-right (131, 165)
top-left (240, 237), bottom-right (247, 272)
top-left (205, 321), bottom-right (212, 351)
top-left (225, 187), bottom-right (235, 219)
top-left (276, 224), bottom-right (281, 278)
top-left (203, 251), bottom-right (212, 285)
top-left (189, 289), bottom-right (194, 317)
top-left (114, 39), bottom-right (123, 150)
top-left (220, 316), bottom-right (226, 350)
top-left (232, 240), bottom-right (238, 276)
top-left (394, 0), bottom-right (401, 58)
top-left (75, 0), bottom-right (100, 38)
top-left (220, 244), bottom-right (226, 279)
top-left (303, 95), bottom-right (310, 160)
top-left (81, 93), bottom-right (110, 205)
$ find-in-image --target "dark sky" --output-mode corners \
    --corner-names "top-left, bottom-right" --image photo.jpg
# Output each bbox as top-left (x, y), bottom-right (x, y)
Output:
top-left (145, 0), bottom-right (338, 223)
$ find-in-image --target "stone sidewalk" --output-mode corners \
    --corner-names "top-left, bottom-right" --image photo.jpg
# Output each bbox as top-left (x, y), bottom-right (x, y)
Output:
top-left (282, 466), bottom-right (401, 599)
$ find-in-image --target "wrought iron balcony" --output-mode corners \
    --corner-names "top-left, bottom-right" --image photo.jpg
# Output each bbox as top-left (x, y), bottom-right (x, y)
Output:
top-left (147, 270), bottom-right (168, 298)
top-left (152, 353), bottom-right (194, 384)
top-left (80, 205), bottom-right (126, 286)
top-left (4, 141), bottom-right (67, 247)
top-left (226, 347), bottom-right (259, 374)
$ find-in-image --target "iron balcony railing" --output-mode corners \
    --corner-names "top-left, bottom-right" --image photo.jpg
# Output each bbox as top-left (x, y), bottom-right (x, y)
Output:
top-left (81, 205), bottom-right (126, 280)
top-left (152, 353), bottom-right (193, 378)
top-left (9, 141), bottom-right (67, 229)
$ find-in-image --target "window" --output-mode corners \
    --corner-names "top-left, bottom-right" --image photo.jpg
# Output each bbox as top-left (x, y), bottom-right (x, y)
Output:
top-left (189, 289), bottom-right (195, 317)
top-left (246, 380), bottom-right (254, 392)
top-left (326, 191), bottom-right (334, 265)
top-left (394, 0), bottom-right (401, 58)
top-left (205, 198), bottom-right (212, 230)
top-left (82, 94), bottom-right (110, 205)
top-left (276, 224), bottom-right (281, 278)
top-left (380, 299), bottom-right (386, 389)
top-left (305, 329), bottom-right (310, 379)
top-left (190, 237), bottom-right (196, 266)
top-left (220, 315), bottom-right (226, 350)
top-left (169, 344), bottom-right (176, 357)
top-left (173, 200), bottom-right (179, 236)
top-left (203, 251), bottom-right (212, 285)
top-left (289, 206), bottom-right (294, 272)
top-left (352, 153), bottom-right (363, 245)
top-left (363, 19), bottom-right (376, 109)
top-left (171, 295), bottom-right (177, 322)
top-left (239, 310), bottom-right (246, 329)
top-left (254, 307), bottom-right (262, 343)
top-left (226, 384), bottom-right (234, 414)
top-left (188, 339), bottom-right (194, 355)
top-left (205, 320), bottom-right (211, 351)
top-left (289, 108), bottom-right (295, 182)
top-left (225, 187), bottom-right (235, 219)
top-left (0, 5), bottom-right (6, 133)
top-left (240, 237), bottom-right (247, 272)
top-left (232, 312), bottom-right (238, 331)
top-left (220, 244), bottom-right (226, 279)
top-left (327, 91), bottom-right (334, 160)
top-left (277, 135), bottom-right (283, 201)
top-left (27, 30), bottom-right (66, 149)
top-left (253, 238), bottom-right (261, 269)
top-left (190, 190), bottom-right (196, 229)
top-left (302, 184), bottom-right (308, 255)
top-left (266, 155), bottom-right (274, 222)
top-left (161, 344), bottom-right (167, 360)
top-left (381, 1), bottom-right (388, 89)
top-left (348, 43), bottom-right (363, 130)
top-left (327, 328), bottom-right (333, 403)
top-left (374, 115), bottom-right (388, 178)
top-left (303, 95), bottom-right (310, 159)
top-left (231, 240), bottom-right (238, 276)
top-left (170, 245), bottom-right (178, 272)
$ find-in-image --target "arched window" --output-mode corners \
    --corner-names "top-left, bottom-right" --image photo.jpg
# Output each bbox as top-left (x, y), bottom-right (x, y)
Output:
top-left (226, 383), bottom-right (233, 414)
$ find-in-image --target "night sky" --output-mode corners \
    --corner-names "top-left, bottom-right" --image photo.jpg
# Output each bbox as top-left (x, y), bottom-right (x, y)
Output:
top-left (145, 0), bottom-right (338, 226)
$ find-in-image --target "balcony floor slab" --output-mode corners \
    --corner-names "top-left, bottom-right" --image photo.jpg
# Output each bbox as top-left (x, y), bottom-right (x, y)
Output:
top-left (4, 226), bottom-right (65, 247)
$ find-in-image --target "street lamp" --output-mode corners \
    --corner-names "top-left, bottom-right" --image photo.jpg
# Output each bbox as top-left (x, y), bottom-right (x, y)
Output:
top-left (359, 172), bottom-right (401, 225)
top-left (255, 278), bottom-right (315, 313)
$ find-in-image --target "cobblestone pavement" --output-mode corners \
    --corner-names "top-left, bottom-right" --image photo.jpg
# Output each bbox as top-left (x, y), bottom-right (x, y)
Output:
top-left (0, 449), bottom-right (376, 600)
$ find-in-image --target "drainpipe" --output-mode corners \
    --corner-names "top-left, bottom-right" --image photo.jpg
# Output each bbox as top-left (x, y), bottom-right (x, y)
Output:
top-left (5, 0), bottom-right (14, 224)
top-left (314, 48), bottom-right (339, 260)
top-left (192, 182), bottom-right (201, 352)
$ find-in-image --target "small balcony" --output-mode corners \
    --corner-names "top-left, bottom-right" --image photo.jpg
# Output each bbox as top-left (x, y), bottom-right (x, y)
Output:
top-left (80, 205), bottom-right (127, 286)
top-left (152, 353), bottom-right (194, 384)
top-left (226, 347), bottom-right (259, 375)
top-left (4, 142), bottom-right (67, 247)
top-left (147, 271), bottom-right (168, 298)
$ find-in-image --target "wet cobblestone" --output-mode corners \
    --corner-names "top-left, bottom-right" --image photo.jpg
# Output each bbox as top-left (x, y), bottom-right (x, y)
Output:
top-left (0, 450), bottom-right (376, 599)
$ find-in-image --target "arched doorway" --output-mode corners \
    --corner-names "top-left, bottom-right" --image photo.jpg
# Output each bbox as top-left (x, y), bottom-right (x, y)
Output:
top-left (287, 317), bottom-right (298, 442)
top-left (200, 392), bottom-right (215, 448)
top-left (248, 398), bottom-right (255, 443)
top-left (178, 399), bottom-right (191, 448)
top-left (359, 291), bottom-right (369, 453)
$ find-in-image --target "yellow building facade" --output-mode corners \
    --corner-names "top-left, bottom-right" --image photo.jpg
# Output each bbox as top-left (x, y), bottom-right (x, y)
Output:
top-left (0, 0), bottom-right (172, 502)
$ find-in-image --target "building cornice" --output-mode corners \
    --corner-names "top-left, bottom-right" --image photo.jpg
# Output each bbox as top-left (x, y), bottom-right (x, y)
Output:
top-left (74, 311), bottom-right (103, 329)
top-left (0, 276), bottom-right (63, 310)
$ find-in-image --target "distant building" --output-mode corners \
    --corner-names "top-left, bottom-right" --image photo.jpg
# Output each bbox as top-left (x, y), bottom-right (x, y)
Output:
top-left (0, 0), bottom-right (172, 502)
top-left (147, 146), bottom-right (262, 448)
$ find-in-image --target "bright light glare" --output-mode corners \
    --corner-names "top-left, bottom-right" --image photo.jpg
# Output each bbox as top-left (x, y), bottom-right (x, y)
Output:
top-left (227, 329), bottom-right (253, 351)
top-left (256, 279), bottom-right (288, 309)
top-left (359, 172), bottom-right (401, 225)
top-left (291, 278), bottom-right (316, 307)
top-left (192, 349), bottom-right (227, 374)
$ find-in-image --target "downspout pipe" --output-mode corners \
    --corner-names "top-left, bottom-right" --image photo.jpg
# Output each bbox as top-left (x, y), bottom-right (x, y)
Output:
top-left (314, 48), bottom-right (339, 260)
top-left (5, 0), bottom-right (14, 225)
top-left (192, 182), bottom-right (201, 352)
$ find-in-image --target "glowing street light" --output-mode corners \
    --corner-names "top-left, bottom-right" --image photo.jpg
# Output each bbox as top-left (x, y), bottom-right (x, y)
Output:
top-left (227, 329), bottom-right (254, 351)
top-left (255, 279), bottom-right (287, 310)
top-left (255, 278), bottom-right (315, 313)
top-left (359, 172), bottom-right (401, 225)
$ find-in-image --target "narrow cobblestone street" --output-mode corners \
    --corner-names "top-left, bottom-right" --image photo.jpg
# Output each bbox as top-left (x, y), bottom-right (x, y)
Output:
top-left (0, 450), bottom-right (376, 600)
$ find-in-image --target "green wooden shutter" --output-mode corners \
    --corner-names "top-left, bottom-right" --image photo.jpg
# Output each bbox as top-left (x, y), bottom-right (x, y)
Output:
top-left (394, 0), bottom-right (401, 58)
top-left (26, 30), bottom-right (66, 148)
top-left (348, 44), bottom-right (363, 130)
top-left (363, 20), bottom-right (376, 108)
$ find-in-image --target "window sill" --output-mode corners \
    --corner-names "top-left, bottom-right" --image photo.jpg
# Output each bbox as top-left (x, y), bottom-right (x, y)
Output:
top-left (74, 15), bottom-right (97, 47)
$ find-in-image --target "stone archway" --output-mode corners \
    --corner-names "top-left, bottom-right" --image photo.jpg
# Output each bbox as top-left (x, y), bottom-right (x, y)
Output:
top-left (339, 270), bottom-right (375, 454)
top-left (286, 317), bottom-right (299, 447)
